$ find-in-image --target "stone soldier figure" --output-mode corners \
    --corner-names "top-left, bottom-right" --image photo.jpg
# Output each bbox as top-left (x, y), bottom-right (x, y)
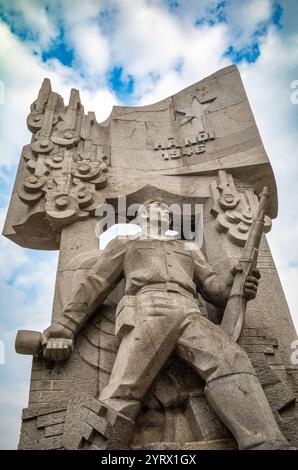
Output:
top-left (41, 199), bottom-right (292, 450)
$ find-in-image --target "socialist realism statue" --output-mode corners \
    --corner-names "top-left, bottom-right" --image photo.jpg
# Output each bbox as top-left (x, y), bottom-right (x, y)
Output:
top-left (41, 200), bottom-right (293, 450)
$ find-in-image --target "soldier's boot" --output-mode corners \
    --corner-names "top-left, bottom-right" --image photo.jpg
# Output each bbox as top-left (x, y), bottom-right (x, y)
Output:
top-left (78, 398), bottom-right (139, 450)
top-left (205, 373), bottom-right (295, 450)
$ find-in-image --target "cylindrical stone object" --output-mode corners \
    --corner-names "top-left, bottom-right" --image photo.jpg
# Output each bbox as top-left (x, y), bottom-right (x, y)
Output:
top-left (15, 330), bottom-right (42, 355)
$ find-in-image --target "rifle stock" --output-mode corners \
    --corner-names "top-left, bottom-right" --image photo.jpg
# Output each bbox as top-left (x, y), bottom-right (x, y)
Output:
top-left (221, 187), bottom-right (270, 341)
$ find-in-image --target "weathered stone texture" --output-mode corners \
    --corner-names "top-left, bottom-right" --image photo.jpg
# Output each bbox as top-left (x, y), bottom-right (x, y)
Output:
top-left (3, 65), bottom-right (297, 450)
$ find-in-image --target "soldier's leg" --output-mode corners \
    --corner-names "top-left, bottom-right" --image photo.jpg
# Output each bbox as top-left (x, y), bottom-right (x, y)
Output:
top-left (99, 317), bottom-right (171, 420)
top-left (80, 291), bottom-right (187, 449)
top-left (176, 313), bottom-right (291, 450)
top-left (100, 292), bottom-right (188, 417)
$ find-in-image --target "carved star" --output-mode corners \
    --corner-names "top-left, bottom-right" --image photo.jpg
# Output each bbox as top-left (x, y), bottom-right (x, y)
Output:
top-left (176, 93), bottom-right (216, 127)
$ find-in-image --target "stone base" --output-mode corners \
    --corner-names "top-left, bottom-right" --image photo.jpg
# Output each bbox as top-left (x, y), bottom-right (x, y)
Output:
top-left (139, 439), bottom-right (238, 450)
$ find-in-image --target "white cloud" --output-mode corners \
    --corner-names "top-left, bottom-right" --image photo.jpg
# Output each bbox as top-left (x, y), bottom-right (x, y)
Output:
top-left (81, 87), bottom-right (118, 122)
top-left (0, 403), bottom-right (25, 449)
top-left (0, 209), bottom-right (28, 282)
top-left (110, 1), bottom-right (230, 98)
top-left (0, 334), bottom-right (32, 449)
top-left (63, 17), bottom-right (110, 76)
top-left (57, 0), bottom-right (105, 24)
top-left (0, 205), bottom-right (59, 330)
top-left (224, 0), bottom-right (273, 46)
top-left (113, 1), bottom-right (186, 77)
top-left (0, 0), bottom-right (57, 49)
top-left (0, 381), bottom-right (29, 412)
top-left (137, 24), bottom-right (230, 104)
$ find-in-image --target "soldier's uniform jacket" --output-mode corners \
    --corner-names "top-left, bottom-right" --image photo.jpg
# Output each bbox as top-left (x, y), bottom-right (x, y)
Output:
top-left (58, 235), bottom-right (228, 335)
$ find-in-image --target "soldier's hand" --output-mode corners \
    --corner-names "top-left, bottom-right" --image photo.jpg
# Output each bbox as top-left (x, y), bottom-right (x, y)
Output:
top-left (229, 264), bottom-right (261, 301)
top-left (226, 262), bottom-right (243, 289)
top-left (244, 268), bottom-right (261, 301)
top-left (41, 323), bottom-right (74, 361)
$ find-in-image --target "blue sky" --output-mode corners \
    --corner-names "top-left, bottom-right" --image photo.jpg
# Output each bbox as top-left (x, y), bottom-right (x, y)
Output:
top-left (0, 0), bottom-right (297, 449)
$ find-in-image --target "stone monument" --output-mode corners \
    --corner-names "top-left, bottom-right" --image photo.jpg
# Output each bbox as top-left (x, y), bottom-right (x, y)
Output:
top-left (3, 65), bottom-right (298, 450)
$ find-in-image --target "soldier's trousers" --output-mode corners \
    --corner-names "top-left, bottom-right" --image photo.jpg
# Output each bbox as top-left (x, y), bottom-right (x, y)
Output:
top-left (99, 290), bottom-right (288, 449)
top-left (100, 289), bottom-right (255, 406)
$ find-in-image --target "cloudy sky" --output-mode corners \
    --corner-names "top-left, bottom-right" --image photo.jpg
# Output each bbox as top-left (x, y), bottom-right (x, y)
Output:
top-left (0, 0), bottom-right (297, 449)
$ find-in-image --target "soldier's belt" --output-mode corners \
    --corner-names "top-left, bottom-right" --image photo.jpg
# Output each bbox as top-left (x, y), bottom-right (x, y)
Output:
top-left (136, 282), bottom-right (195, 299)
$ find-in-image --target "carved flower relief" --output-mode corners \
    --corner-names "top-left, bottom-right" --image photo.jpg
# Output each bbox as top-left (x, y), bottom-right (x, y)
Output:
top-left (214, 198), bottom-right (271, 246)
top-left (50, 129), bottom-right (80, 148)
top-left (18, 154), bottom-right (108, 222)
top-left (45, 180), bottom-right (96, 222)
top-left (44, 169), bottom-right (100, 217)
top-left (21, 145), bottom-right (37, 165)
top-left (71, 161), bottom-right (108, 188)
top-left (74, 188), bottom-right (93, 208)
top-left (17, 81), bottom-right (110, 223)
top-left (218, 191), bottom-right (239, 210)
top-left (45, 154), bottom-right (64, 169)
top-left (31, 137), bottom-right (54, 155)
top-left (27, 113), bottom-right (80, 151)
top-left (26, 111), bottom-right (58, 133)
top-left (19, 101), bottom-right (108, 220)
top-left (18, 174), bottom-right (47, 206)
top-left (26, 112), bottom-right (44, 132)
top-left (210, 171), bottom-right (272, 247)
top-left (45, 193), bottom-right (78, 222)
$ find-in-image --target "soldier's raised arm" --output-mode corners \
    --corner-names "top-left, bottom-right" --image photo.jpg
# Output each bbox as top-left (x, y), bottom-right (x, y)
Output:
top-left (41, 237), bottom-right (128, 361)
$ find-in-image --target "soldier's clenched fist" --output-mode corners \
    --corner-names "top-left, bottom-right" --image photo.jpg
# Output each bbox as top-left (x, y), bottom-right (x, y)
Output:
top-left (41, 322), bottom-right (74, 361)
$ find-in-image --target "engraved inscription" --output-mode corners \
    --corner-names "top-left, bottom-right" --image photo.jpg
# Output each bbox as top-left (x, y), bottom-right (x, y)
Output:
top-left (153, 131), bottom-right (215, 161)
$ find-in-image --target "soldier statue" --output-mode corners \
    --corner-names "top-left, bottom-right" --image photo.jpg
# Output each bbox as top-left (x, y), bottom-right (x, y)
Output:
top-left (41, 199), bottom-right (293, 450)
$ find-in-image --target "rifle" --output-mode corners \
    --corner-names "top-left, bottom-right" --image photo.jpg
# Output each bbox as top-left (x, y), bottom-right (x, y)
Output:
top-left (221, 186), bottom-right (270, 342)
